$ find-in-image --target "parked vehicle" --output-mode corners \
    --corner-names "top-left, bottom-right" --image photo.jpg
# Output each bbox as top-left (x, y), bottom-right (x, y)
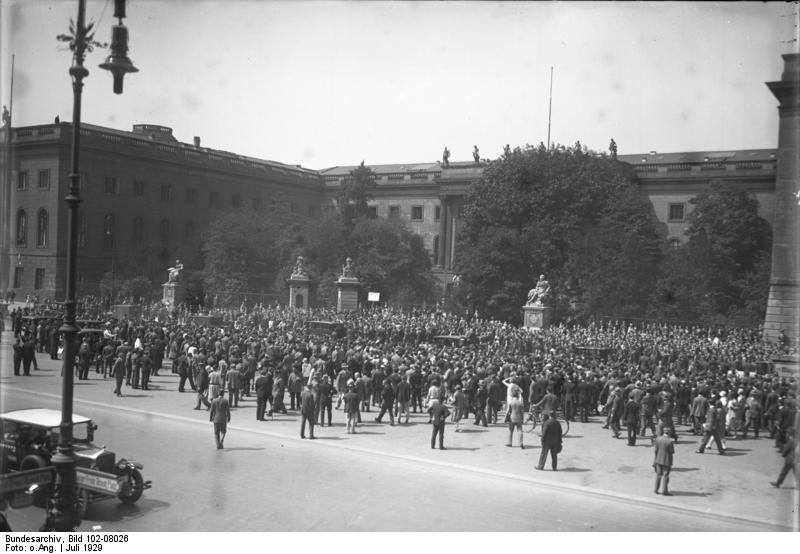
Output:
top-left (0, 408), bottom-right (151, 517)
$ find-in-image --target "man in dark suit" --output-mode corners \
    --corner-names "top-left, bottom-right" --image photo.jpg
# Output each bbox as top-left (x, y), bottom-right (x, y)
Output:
top-left (209, 389), bottom-right (231, 449)
top-left (375, 380), bottom-right (396, 425)
top-left (623, 395), bottom-right (641, 446)
top-left (254, 369), bottom-right (271, 421)
top-left (577, 379), bottom-right (593, 422)
top-left (653, 426), bottom-right (675, 495)
top-left (21, 336), bottom-right (36, 376)
top-left (536, 412), bottom-right (562, 471)
top-left (12, 337), bottom-right (23, 376)
top-left (428, 400), bottom-right (451, 450)
top-left (300, 383), bottom-right (316, 439)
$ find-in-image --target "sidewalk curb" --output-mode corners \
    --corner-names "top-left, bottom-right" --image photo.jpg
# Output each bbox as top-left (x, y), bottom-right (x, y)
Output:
top-left (5, 385), bottom-right (792, 532)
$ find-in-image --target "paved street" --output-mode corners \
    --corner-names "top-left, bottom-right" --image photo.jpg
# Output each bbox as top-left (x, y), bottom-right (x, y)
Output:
top-left (0, 326), bottom-right (796, 532)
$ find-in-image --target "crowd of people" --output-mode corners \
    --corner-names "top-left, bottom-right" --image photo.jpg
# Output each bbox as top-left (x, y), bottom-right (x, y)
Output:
top-left (5, 299), bottom-right (798, 487)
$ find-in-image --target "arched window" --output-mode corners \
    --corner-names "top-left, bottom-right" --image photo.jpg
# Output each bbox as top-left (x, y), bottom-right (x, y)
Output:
top-left (15, 209), bottom-right (27, 247)
top-left (36, 209), bottom-right (48, 247)
top-left (159, 218), bottom-right (171, 242)
top-left (132, 217), bottom-right (144, 248)
top-left (103, 213), bottom-right (115, 249)
top-left (184, 221), bottom-right (195, 244)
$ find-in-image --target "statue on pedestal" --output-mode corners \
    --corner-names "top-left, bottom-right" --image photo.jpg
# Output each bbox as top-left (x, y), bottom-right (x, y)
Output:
top-left (167, 259), bottom-right (184, 283)
top-left (526, 274), bottom-right (551, 306)
top-left (473, 145), bottom-right (480, 163)
top-left (442, 146), bottom-right (450, 166)
top-left (341, 257), bottom-right (355, 278)
top-left (291, 255), bottom-right (309, 279)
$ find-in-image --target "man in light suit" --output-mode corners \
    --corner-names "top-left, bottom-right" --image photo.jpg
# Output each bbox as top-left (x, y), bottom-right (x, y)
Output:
top-left (653, 426), bottom-right (675, 495)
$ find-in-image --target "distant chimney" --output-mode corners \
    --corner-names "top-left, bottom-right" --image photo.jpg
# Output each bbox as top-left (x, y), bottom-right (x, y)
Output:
top-left (193, 136), bottom-right (201, 148)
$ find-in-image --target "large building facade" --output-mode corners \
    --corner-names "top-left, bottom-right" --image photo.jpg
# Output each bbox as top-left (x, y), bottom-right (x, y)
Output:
top-left (0, 121), bottom-right (323, 299)
top-left (0, 119), bottom-right (779, 301)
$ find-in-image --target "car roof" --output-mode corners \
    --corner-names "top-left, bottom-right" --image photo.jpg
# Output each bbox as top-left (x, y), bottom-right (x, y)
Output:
top-left (0, 409), bottom-right (91, 427)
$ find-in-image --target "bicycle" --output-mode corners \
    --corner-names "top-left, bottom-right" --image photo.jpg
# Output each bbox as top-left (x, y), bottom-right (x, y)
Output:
top-left (523, 408), bottom-right (570, 437)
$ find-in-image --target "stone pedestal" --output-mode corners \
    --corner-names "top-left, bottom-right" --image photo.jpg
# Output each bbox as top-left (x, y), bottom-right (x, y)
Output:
top-left (288, 276), bottom-right (312, 309)
top-left (162, 282), bottom-right (185, 310)
top-left (764, 54), bottom-right (800, 346)
top-left (336, 277), bottom-right (361, 312)
top-left (522, 304), bottom-right (551, 331)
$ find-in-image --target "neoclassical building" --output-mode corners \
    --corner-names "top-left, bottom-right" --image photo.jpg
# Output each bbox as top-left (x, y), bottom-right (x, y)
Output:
top-left (0, 120), bottom-right (778, 301)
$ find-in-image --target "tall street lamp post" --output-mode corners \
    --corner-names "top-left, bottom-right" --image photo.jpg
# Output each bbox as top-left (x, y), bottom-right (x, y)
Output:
top-left (46, 0), bottom-right (136, 531)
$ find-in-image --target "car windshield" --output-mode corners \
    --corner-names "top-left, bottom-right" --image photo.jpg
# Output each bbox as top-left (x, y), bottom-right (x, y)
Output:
top-left (48, 420), bottom-right (92, 443)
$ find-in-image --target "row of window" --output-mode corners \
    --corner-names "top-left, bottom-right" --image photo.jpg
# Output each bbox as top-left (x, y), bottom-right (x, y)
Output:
top-left (15, 170), bottom-right (50, 190)
top-left (94, 214), bottom-right (196, 249)
top-left (12, 267), bottom-right (46, 290)
top-left (17, 171), bottom-right (315, 215)
top-left (15, 209), bottom-right (48, 248)
top-left (368, 205), bottom-right (442, 221)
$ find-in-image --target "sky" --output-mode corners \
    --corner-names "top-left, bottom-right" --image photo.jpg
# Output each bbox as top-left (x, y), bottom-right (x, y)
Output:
top-left (1, 1), bottom-right (797, 170)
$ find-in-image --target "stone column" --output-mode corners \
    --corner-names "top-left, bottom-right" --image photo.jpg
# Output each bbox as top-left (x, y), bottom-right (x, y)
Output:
top-left (288, 276), bottom-right (311, 309)
top-left (437, 197), bottom-right (447, 267)
top-left (764, 53), bottom-right (800, 345)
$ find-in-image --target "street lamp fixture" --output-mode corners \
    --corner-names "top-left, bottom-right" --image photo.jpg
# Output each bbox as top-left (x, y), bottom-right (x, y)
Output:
top-left (98, 0), bottom-right (138, 95)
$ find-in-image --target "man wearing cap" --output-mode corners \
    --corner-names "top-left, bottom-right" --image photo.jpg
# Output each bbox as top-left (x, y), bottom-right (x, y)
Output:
top-left (474, 380), bottom-right (488, 427)
top-left (375, 379), bottom-right (396, 425)
top-left (111, 351), bottom-right (126, 397)
top-left (653, 426), bottom-right (675, 495)
top-left (536, 412), bottom-right (562, 471)
top-left (194, 365), bottom-right (211, 410)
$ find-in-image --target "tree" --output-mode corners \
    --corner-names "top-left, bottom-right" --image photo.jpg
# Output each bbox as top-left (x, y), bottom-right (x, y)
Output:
top-left (336, 161), bottom-right (375, 229)
top-left (455, 142), bottom-right (665, 322)
top-left (200, 209), bottom-right (282, 303)
top-left (650, 182), bottom-right (772, 325)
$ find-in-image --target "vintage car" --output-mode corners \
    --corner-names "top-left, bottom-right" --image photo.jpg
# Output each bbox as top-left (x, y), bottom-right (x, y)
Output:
top-left (0, 409), bottom-right (150, 516)
top-left (306, 320), bottom-right (347, 338)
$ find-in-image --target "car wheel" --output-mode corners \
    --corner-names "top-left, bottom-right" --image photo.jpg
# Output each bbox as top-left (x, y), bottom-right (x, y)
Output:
top-left (19, 454), bottom-right (51, 508)
top-left (117, 469), bottom-right (143, 504)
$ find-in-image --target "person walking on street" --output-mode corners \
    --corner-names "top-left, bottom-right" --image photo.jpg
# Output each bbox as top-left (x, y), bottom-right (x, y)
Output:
top-left (12, 337), bottom-right (22, 376)
top-left (770, 429), bottom-right (796, 489)
top-left (375, 379), bottom-right (396, 425)
top-left (194, 365), bottom-right (211, 410)
top-left (209, 389), bottom-right (231, 449)
top-left (653, 426), bottom-right (675, 495)
top-left (536, 412), bottom-right (562, 471)
top-left (428, 398), bottom-right (451, 450)
top-left (696, 400), bottom-right (726, 455)
top-left (300, 383), bottom-right (317, 439)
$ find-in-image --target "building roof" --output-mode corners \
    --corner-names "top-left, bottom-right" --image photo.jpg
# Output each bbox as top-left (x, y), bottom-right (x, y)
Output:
top-left (320, 162), bottom-right (442, 176)
top-left (618, 149), bottom-right (776, 164)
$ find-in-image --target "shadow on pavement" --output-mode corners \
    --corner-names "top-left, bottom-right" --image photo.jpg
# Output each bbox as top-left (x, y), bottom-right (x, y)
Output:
top-left (313, 436), bottom-right (344, 441)
top-left (668, 491), bottom-right (712, 497)
top-left (350, 430), bottom-right (386, 435)
top-left (671, 467), bottom-right (700, 472)
top-left (85, 496), bottom-right (171, 525)
top-left (222, 447), bottom-right (266, 451)
top-left (558, 467), bottom-right (591, 472)
top-left (457, 428), bottom-right (489, 433)
top-left (439, 447), bottom-right (480, 451)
